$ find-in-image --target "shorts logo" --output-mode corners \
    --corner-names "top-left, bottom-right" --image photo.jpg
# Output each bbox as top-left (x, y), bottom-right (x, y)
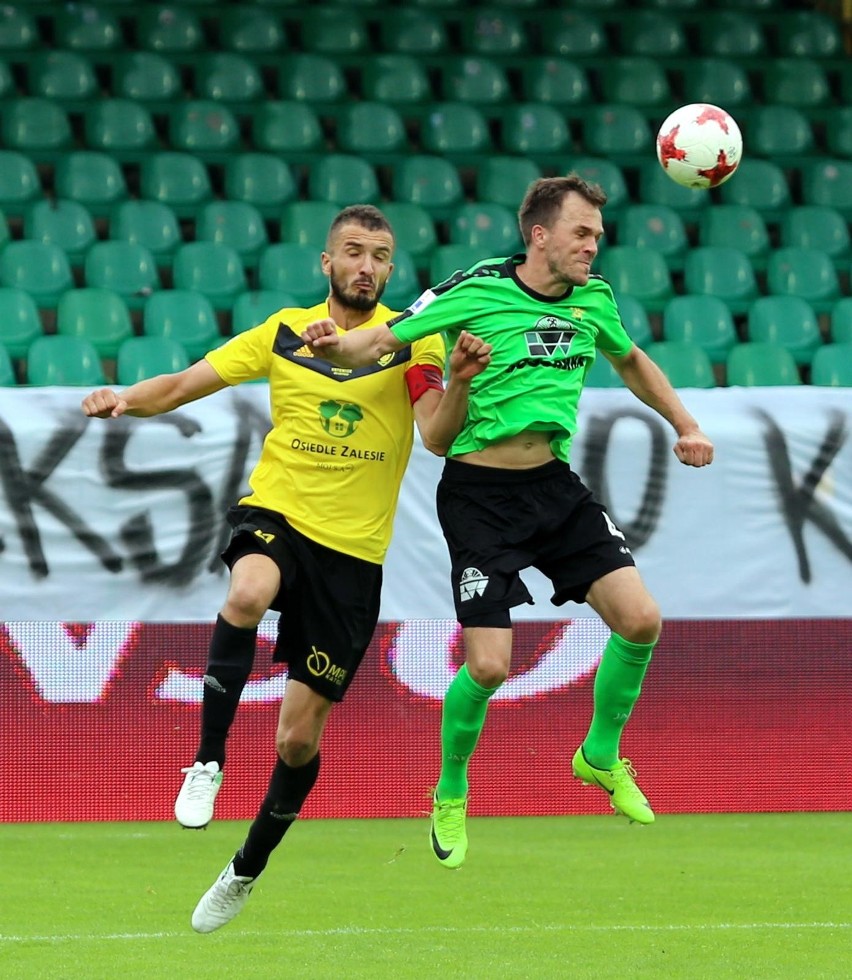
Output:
top-left (319, 400), bottom-right (363, 438)
top-left (254, 530), bottom-right (275, 544)
top-left (459, 567), bottom-right (489, 602)
top-left (306, 645), bottom-right (348, 686)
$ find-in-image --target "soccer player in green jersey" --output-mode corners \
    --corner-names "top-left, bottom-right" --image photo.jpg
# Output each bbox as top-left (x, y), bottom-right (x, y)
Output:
top-left (82, 205), bottom-right (491, 927)
top-left (301, 176), bottom-right (715, 868)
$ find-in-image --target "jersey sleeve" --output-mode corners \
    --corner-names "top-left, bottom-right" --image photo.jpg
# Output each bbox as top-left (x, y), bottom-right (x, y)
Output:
top-left (388, 283), bottom-right (475, 345)
top-left (594, 284), bottom-right (635, 358)
top-left (204, 315), bottom-right (280, 384)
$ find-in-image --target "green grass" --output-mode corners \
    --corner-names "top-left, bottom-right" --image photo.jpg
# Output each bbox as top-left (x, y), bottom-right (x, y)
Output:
top-left (3, 814), bottom-right (850, 979)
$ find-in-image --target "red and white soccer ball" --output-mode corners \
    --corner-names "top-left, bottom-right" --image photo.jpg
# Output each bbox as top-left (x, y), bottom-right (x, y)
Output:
top-left (656, 103), bottom-right (743, 189)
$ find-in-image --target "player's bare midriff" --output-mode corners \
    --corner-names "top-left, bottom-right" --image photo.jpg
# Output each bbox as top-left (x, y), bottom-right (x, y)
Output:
top-left (454, 429), bottom-right (557, 470)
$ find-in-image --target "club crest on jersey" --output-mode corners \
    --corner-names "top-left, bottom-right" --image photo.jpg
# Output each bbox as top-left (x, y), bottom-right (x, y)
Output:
top-left (524, 316), bottom-right (577, 357)
top-left (319, 400), bottom-right (363, 437)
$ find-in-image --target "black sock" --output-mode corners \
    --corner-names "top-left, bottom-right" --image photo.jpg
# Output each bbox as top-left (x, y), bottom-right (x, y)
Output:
top-left (233, 753), bottom-right (321, 879)
top-left (195, 614), bottom-right (257, 768)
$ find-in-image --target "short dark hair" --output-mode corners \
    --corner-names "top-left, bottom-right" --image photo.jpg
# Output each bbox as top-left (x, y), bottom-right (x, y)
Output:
top-left (327, 205), bottom-right (395, 249)
top-left (518, 175), bottom-right (607, 246)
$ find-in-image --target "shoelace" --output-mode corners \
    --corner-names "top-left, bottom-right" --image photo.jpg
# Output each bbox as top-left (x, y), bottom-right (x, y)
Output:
top-left (435, 799), bottom-right (466, 842)
top-left (181, 766), bottom-right (216, 802)
top-left (209, 876), bottom-right (251, 913)
top-left (611, 760), bottom-right (645, 796)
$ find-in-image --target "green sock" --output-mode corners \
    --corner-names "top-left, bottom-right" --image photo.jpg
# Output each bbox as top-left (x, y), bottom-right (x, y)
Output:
top-left (436, 664), bottom-right (498, 800)
top-left (582, 632), bottom-right (655, 770)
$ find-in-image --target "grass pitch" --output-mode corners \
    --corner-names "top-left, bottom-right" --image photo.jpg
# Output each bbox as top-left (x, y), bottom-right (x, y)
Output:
top-left (2, 813), bottom-right (850, 979)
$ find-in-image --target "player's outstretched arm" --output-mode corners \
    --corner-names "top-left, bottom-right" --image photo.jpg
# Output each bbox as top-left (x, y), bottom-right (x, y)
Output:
top-left (81, 360), bottom-right (228, 420)
top-left (301, 319), bottom-right (403, 368)
top-left (608, 346), bottom-right (715, 467)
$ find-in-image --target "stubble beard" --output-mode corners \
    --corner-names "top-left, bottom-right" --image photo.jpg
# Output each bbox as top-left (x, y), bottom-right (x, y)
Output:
top-left (329, 273), bottom-right (386, 313)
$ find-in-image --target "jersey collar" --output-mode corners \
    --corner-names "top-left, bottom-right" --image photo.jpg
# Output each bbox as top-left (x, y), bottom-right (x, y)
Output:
top-left (505, 253), bottom-right (575, 303)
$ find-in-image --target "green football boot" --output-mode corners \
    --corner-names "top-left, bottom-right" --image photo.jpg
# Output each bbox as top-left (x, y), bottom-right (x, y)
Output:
top-left (430, 793), bottom-right (468, 868)
top-left (572, 747), bottom-right (655, 825)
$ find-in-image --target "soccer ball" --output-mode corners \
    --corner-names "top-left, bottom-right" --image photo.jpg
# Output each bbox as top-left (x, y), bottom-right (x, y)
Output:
top-left (656, 104), bottom-right (743, 189)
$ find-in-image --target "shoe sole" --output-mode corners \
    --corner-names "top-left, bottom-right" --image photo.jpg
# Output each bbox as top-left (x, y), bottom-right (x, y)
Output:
top-left (572, 764), bottom-right (655, 826)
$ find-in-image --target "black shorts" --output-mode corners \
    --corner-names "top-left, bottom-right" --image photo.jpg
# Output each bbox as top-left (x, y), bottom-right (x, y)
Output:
top-left (436, 458), bottom-right (636, 626)
top-left (221, 505), bottom-right (382, 702)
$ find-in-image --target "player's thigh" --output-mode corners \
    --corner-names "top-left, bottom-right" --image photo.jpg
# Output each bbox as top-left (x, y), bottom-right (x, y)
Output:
top-left (585, 566), bottom-right (661, 643)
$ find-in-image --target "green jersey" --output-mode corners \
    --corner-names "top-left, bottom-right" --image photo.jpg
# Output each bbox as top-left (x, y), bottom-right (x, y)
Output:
top-left (389, 255), bottom-right (634, 462)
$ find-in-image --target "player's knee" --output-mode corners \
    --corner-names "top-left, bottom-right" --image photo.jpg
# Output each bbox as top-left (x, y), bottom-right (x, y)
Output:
top-left (276, 729), bottom-right (319, 768)
top-left (221, 587), bottom-right (268, 627)
top-left (467, 655), bottom-right (509, 689)
top-left (618, 598), bottom-right (662, 645)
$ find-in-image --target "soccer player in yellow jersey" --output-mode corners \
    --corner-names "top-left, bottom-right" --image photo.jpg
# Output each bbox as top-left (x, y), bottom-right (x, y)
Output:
top-left (81, 205), bottom-right (491, 932)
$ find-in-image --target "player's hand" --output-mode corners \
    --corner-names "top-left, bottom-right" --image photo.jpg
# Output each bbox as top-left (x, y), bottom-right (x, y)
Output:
top-left (449, 330), bottom-right (492, 382)
top-left (674, 429), bottom-right (714, 467)
top-left (301, 318), bottom-right (341, 355)
top-left (81, 388), bottom-right (128, 419)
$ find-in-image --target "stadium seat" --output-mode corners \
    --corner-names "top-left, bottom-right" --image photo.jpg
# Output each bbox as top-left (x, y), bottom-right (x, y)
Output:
top-left (336, 102), bottom-right (407, 162)
top-left (450, 202), bottom-right (522, 255)
top-left (810, 343), bottom-right (852, 387)
top-left (500, 104), bottom-right (572, 164)
top-left (172, 243), bottom-right (247, 310)
top-left (382, 248), bottom-right (421, 311)
top-left (583, 105), bottom-right (652, 166)
top-left (28, 51), bottom-right (98, 104)
top-left (521, 59), bottom-right (591, 112)
top-left (140, 152), bottom-right (212, 218)
top-left (194, 53), bottom-right (265, 105)
top-left (24, 199), bottom-right (95, 267)
top-left (766, 247), bottom-right (839, 314)
top-left (2, 98), bottom-right (71, 157)
top-left (217, 6), bottom-right (286, 54)
top-left (380, 202), bottom-right (437, 270)
top-left (56, 288), bottom-right (133, 359)
top-left (600, 57), bottom-right (672, 113)
top-left (776, 9), bottom-right (843, 57)
top-left (0, 288), bottom-right (42, 359)
top-left (308, 154), bottom-right (380, 206)
top-left (54, 151), bottom-right (128, 218)
top-left (760, 58), bottom-right (830, 109)
top-left (476, 156), bottom-right (541, 210)
top-left (717, 159), bottom-right (791, 225)
top-left (84, 241), bottom-right (160, 310)
top-left (830, 297), bottom-right (852, 344)
top-left (430, 244), bottom-right (485, 285)
top-left (278, 54), bottom-right (347, 104)
top-left (252, 101), bottom-right (323, 160)
top-left (380, 9), bottom-right (449, 54)
top-left (110, 200), bottom-right (181, 267)
top-left (824, 107), bottom-right (852, 160)
top-left (0, 5), bottom-right (39, 55)
top-left (136, 6), bottom-right (204, 53)
top-left (746, 296), bottom-right (821, 366)
top-left (84, 99), bottom-right (157, 160)
top-left (0, 242), bottom-right (73, 307)
top-left (361, 55), bottom-right (432, 107)
top-left (645, 341), bottom-right (716, 388)
top-left (143, 289), bottom-right (220, 361)
top-left (116, 336), bottom-right (190, 384)
top-left (698, 205), bottom-right (770, 271)
top-left (224, 153), bottom-right (297, 217)
top-left (681, 58), bottom-right (752, 109)
top-left (27, 335), bottom-right (105, 386)
top-left (638, 160), bottom-right (710, 223)
top-left (572, 158), bottom-right (630, 219)
top-left (538, 11), bottom-right (606, 57)
top-left (801, 160), bottom-right (852, 221)
top-left (420, 103), bottom-right (492, 161)
top-left (745, 106), bottom-right (815, 166)
top-left (55, 3), bottom-right (122, 51)
top-left (663, 295), bottom-right (737, 364)
top-left (168, 101), bottom-right (241, 159)
top-left (584, 353), bottom-right (623, 388)
top-left (195, 201), bottom-right (268, 269)
top-left (599, 247), bottom-right (673, 313)
top-left (259, 243), bottom-right (329, 306)
top-left (619, 10), bottom-right (687, 55)
top-left (726, 342), bottom-right (801, 387)
top-left (280, 201), bottom-right (339, 248)
top-left (617, 204), bottom-right (688, 272)
top-left (699, 12), bottom-right (766, 57)
top-left (0, 343), bottom-right (14, 386)
top-left (462, 9), bottom-right (527, 55)
top-left (112, 52), bottom-right (181, 107)
top-left (231, 290), bottom-right (299, 334)
top-left (439, 57), bottom-right (510, 107)
top-left (683, 246), bottom-right (758, 316)
top-left (392, 155), bottom-right (464, 219)
top-left (614, 293), bottom-right (653, 349)
top-left (300, 6), bottom-right (369, 54)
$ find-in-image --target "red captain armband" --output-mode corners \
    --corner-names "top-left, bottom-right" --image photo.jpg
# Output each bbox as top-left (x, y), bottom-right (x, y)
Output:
top-left (405, 364), bottom-right (445, 404)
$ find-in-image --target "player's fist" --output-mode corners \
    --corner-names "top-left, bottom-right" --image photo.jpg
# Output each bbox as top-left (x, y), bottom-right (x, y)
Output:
top-left (81, 388), bottom-right (128, 419)
top-left (301, 318), bottom-right (340, 350)
top-left (449, 330), bottom-right (492, 381)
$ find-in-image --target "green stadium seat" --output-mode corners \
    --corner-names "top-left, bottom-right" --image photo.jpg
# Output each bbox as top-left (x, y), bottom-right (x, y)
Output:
top-left (278, 54), bottom-right (347, 103)
top-left (84, 241), bottom-right (160, 310)
top-left (308, 154), bottom-right (380, 206)
top-left (439, 56), bottom-right (510, 107)
top-left (599, 247), bottom-right (673, 312)
top-left (645, 341), bottom-right (716, 388)
top-left (726, 342), bottom-right (801, 387)
top-left (614, 293), bottom-right (653, 349)
top-left (173, 243), bottom-right (247, 310)
top-left (539, 11), bottom-right (606, 57)
top-left (583, 105), bottom-right (652, 166)
top-left (300, 6), bottom-right (369, 54)
top-left (500, 104), bottom-right (572, 164)
top-left (584, 353), bottom-right (623, 388)
top-left (56, 288), bottom-right (133, 359)
top-left (698, 205), bottom-right (770, 271)
top-left (420, 103), bottom-right (492, 161)
top-left (380, 10), bottom-right (449, 55)
top-left (450, 203), bottom-right (522, 255)
top-left (766, 247), bottom-right (839, 314)
top-left (362, 55), bottom-right (432, 107)
top-left (810, 343), bottom-right (852, 387)
top-left (224, 153), bottom-right (297, 217)
top-left (430, 244), bottom-right (486, 285)
top-left (168, 101), bottom-right (241, 159)
top-left (280, 201), bottom-right (338, 248)
top-left (0, 60), bottom-right (12, 101)
top-left (217, 7), bottom-right (286, 54)
top-left (619, 10), bottom-right (687, 55)
top-left (382, 248), bottom-right (421, 311)
top-left (196, 201), bottom-right (268, 269)
top-left (775, 10), bottom-right (843, 57)
top-left (24, 199), bottom-right (96, 265)
top-left (746, 296), bottom-right (821, 366)
top-left (600, 57), bottom-right (671, 114)
top-left (28, 51), bottom-right (98, 104)
top-left (116, 336), bottom-right (190, 384)
top-left (252, 101), bottom-right (323, 160)
top-left (27, 335), bottom-right (105, 386)
top-left (336, 103), bottom-right (408, 161)
top-left (761, 58), bottom-right (830, 109)
top-left (462, 9), bottom-right (527, 55)
top-left (231, 290), bottom-right (299, 333)
top-left (663, 295), bottom-right (737, 364)
top-left (54, 151), bottom-right (128, 218)
top-left (2, 98), bottom-right (71, 157)
top-left (136, 6), bottom-right (204, 53)
top-left (684, 246), bottom-right (758, 316)
top-left (143, 290), bottom-right (220, 361)
top-left (717, 159), bottom-right (791, 225)
top-left (0, 343), bottom-right (15, 386)
top-left (259, 243), bottom-right (329, 306)
top-left (110, 200), bottom-right (181, 267)
top-left (0, 287), bottom-right (42, 359)
top-left (801, 160), bottom-right (852, 221)
top-left (112, 52), bottom-right (181, 108)
top-left (0, 241), bottom-right (73, 307)
top-left (194, 53), bottom-right (265, 105)
top-left (380, 202), bottom-right (437, 270)
top-left (55, 3), bottom-right (122, 52)
top-left (0, 5), bottom-right (39, 55)
top-left (824, 107), bottom-right (852, 160)
top-left (84, 99), bottom-right (157, 160)
top-left (140, 152), bottom-right (212, 218)
top-left (699, 11), bottom-right (766, 57)
top-left (744, 106), bottom-right (815, 166)
top-left (637, 160), bottom-right (710, 223)
top-left (392, 155), bottom-right (464, 219)
top-left (572, 158), bottom-right (630, 219)
top-left (617, 204), bottom-right (687, 272)
top-left (681, 58), bottom-right (752, 109)
top-left (782, 207), bottom-right (850, 270)
top-left (830, 297), bottom-right (852, 344)
top-left (476, 156), bottom-right (541, 210)
top-left (521, 59), bottom-right (591, 112)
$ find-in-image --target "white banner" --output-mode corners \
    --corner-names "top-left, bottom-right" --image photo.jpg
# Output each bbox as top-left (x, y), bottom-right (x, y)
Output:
top-left (0, 386), bottom-right (850, 621)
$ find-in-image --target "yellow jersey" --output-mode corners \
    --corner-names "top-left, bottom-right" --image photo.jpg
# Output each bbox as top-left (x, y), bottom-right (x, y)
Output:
top-left (205, 301), bottom-right (445, 564)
